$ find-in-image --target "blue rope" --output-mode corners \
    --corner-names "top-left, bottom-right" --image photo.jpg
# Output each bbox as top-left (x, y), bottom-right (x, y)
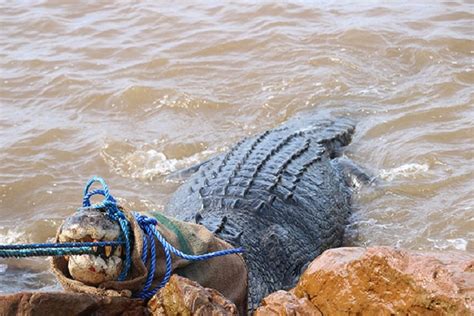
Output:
top-left (0, 241), bottom-right (124, 258)
top-left (134, 213), bottom-right (243, 299)
top-left (136, 215), bottom-right (171, 298)
top-left (0, 241), bottom-right (123, 250)
top-left (0, 176), bottom-right (244, 300)
top-left (82, 177), bottom-right (133, 281)
top-left (1, 247), bottom-right (93, 258)
top-left (82, 177), bottom-right (244, 299)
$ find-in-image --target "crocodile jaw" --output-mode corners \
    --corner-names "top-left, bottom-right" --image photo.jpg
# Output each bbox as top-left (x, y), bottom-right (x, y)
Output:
top-left (58, 209), bottom-right (124, 285)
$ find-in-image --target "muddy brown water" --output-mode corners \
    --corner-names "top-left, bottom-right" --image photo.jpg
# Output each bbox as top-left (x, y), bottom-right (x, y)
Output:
top-left (1, 1), bottom-right (473, 293)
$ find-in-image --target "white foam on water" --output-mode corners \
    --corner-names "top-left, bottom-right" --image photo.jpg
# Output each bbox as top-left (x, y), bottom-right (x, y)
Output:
top-left (103, 148), bottom-right (217, 181)
top-left (0, 228), bottom-right (26, 276)
top-left (0, 227), bottom-right (25, 244)
top-left (428, 238), bottom-right (468, 251)
top-left (379, 163), bottom-right (429, 181)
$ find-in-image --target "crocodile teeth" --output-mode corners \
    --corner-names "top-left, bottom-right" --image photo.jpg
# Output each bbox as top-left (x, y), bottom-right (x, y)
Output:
top-left (104, 246), bottom-right (112, 257)
top-left (92, 246), bottom-right (98, 253)
top-left (114, 245), bottom-right (122, 256)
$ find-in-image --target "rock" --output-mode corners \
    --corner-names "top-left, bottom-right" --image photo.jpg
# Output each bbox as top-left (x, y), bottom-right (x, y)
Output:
top-left (4, 247), bottom-right (471, 315)
top-left (254, 290), bottom-right (322, 316)
top-left (291, 247), bottom-right (473, 315)
top-left (0, 275), bottom-right (238, 316)
top-left (148, 274), bottom-right (238, 315)
top-left (0, 292), bottom-right (147, 316)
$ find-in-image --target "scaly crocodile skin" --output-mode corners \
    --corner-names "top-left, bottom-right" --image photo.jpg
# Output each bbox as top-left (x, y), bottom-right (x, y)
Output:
top-left (166, 115), bottom-right (357, 310)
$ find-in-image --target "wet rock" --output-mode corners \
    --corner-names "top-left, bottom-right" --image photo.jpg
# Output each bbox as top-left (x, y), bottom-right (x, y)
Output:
top-left (254, 290), bottom-right (322, 316)
top-left (0, 292), bottom-right (147, 316)
top-left (148, 274), bottom-right (238, 315)
top-left (290, 247), bottom-right (474, 315)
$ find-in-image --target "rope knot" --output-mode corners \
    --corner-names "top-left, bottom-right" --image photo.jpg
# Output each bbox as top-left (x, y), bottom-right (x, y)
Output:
top-left (136, 215), bottom-right (158, 226)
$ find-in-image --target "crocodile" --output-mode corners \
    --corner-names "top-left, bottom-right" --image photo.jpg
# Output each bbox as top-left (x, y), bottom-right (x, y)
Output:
top-left (165, 114), bottom-right (365, 309)
top-left (58, 114), bottom-right (366, 311)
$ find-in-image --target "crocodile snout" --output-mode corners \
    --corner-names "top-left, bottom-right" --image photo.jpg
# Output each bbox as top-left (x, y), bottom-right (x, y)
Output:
top-left (58, 208), bottom-right (124, 285)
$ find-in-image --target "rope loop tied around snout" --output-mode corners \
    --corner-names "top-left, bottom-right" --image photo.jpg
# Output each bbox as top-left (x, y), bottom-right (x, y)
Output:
top-left (82, 176), bottom-right (244, 299)
top-left (82, 176), bottom-right (133, 282)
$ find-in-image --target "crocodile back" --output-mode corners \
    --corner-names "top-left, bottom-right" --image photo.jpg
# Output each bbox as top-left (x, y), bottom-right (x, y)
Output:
top-left (166, 117), bottom-right (356, 309)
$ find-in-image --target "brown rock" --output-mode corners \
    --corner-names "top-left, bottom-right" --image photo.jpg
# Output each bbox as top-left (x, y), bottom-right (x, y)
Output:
top-left (0, 275), bottom-right (239, 315)
top-left (292, 247), bottom-right (474, 315)
top-left (254, 290), bottom-right (322, 316)
top-left (0, 292), bottom-right (147, 316)
top-left (148, 274), bottom-right (238, 315)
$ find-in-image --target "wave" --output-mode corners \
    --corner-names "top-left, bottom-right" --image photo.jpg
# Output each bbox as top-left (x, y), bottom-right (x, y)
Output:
top-left (101, 144), bottom-right (218, 181)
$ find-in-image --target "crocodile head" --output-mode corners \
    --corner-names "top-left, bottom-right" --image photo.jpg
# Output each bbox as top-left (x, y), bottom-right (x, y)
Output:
top-left (58, 208), bottom-right (124, 285)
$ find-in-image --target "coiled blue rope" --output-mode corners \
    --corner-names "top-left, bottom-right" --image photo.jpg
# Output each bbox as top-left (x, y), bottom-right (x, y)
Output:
top-left (0, 176), bottom-right (244, 300)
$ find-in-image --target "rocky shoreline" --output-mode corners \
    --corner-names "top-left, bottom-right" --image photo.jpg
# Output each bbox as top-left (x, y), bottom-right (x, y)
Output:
top-left (1, 247), bottom-right (472, 315)
top-left (256, 247), bottom-right (473, 315)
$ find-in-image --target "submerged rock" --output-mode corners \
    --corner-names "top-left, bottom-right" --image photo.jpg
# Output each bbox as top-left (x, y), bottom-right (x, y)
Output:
top-left (148, 274), bottom-right (238, 315)
top-left (257, 247), bottom-right (473, 315)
